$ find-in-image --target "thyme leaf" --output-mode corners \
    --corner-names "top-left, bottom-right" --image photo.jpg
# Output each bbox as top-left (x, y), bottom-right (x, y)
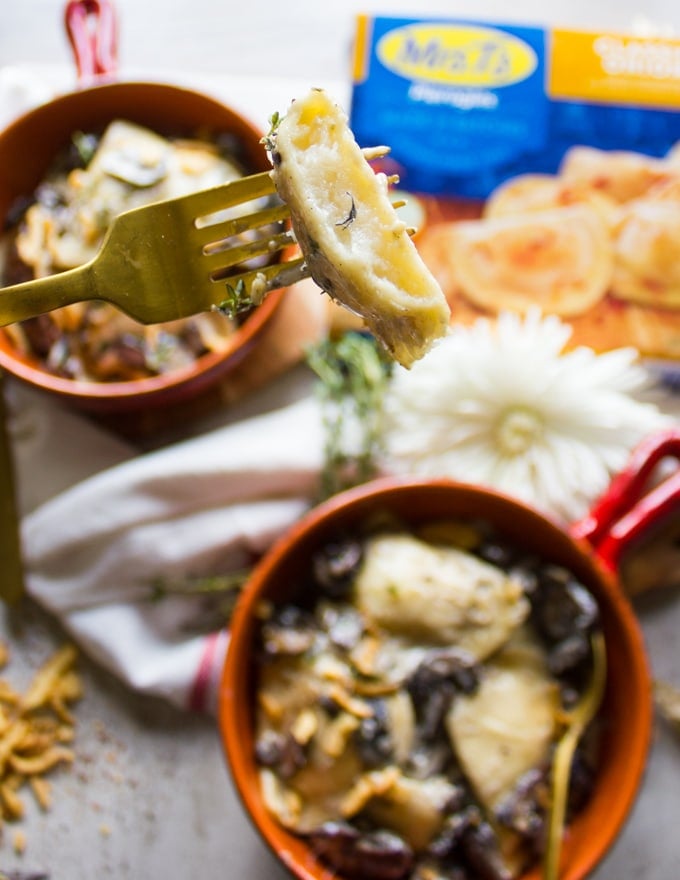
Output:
top-left (261, 111), bottom-right (282, 154)
top-left (214, 278), bottom-right (255, 319)
top-left (149, 571), bottom-right (250, 601)
top-left (148, 570), bottom-right (250, 632)
top-left (71, 130), bottom-right (98, 167)
top-left (335, 192), bottom-right (357, 229)
top-left (306, 332), bottom-right (392, 500)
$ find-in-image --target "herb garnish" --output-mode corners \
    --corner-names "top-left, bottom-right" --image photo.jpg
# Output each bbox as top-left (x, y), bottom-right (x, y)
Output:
top-left (214, 278), bottom-right (257, 319)
top-left (336, 192), bottom-right (357, 229)
top-left (261, 111), bottom-right (282, 154)
top-left (71, 130), bottom-right (98, 167)
top-left (306, 332), bottom-right (392, 500)
top-left (149, 570), bottom-right (250, 632)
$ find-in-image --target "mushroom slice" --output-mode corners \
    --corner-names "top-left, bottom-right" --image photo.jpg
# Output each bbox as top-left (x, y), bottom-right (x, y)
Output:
top-left (259, 768), bottom-right (303, 829)
top-left (256, 653), bottom-right (324, 725)
top-left (353, 534), bottom-right (529, 661)
top-left (384, 690), bottom-right (416, 764)
top-left (441, 203), bottom-right (613, 318)
top-left (89, 119), bottom-right (170, 187)
top-left (445, 628), bottom-right (559, 815)
top-left (306, 822), bottom-right (415, 880)
top-left (270, 88), bottom-right (451, 368)
top-left (611, 198), bottom-right (680, 309)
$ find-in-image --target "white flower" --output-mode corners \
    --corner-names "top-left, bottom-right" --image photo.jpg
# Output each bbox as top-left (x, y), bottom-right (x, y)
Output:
top-left (381, 310), bottom-right (673, 523)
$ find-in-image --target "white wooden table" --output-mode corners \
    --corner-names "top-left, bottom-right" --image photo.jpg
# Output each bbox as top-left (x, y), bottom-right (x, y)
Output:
top-left (2, 0), bottom-right (680, 82)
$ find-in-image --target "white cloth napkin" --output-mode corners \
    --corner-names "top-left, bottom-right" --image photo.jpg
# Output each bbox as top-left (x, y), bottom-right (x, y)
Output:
top-left (20, 395), bottom-right (324, 712)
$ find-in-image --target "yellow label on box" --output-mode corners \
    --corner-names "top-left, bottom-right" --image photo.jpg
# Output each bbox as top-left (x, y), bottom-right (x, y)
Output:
top-left (549, 29), bottom-right (680, 110)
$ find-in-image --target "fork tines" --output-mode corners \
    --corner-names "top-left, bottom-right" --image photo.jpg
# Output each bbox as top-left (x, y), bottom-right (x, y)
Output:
top-left (187, 171), bottom-right (305, 288)
top-left (187, 170), bottom-right (278, 219)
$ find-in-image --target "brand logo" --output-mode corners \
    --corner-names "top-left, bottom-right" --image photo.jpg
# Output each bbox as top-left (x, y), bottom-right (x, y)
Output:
top-left (377, 23), bottom-right (537, 88)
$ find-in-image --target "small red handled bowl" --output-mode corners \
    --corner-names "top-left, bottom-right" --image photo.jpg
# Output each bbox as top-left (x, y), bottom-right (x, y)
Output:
top-left (0, 0), bottom-right (283, 426)
top-left (219, 428), bottom-right (680, 880)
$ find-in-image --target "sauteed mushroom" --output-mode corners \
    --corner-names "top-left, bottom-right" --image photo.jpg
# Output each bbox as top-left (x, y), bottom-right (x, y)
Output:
top-left (1, 120), bottom-right (267, 384)
top-left (252, 518), bottom-right (603, 880)
top-left (306, 822), bottom-right (415, 880)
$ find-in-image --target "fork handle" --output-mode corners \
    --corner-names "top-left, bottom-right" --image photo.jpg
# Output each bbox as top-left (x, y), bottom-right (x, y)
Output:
top-left (0, 264), bottom-right (95, 327)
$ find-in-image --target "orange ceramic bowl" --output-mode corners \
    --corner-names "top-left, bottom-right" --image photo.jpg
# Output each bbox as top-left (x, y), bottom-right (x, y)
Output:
top-left (0, 82), bottom-right (284, 416)
top-left (219, 475), bottom-right (655, 880)
top-left (0, 3), bottom-right (283, 417)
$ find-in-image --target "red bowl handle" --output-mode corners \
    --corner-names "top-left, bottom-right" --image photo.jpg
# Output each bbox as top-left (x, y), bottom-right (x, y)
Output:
top-left (64, 0), bottom-right (118, 82)
top-left (571, 428), bottom-right (680, 570)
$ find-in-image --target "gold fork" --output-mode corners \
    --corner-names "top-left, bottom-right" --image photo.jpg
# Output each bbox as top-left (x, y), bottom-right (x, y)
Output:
top-left (0, 171), bottom-right (309, 327)
top-left (543, 631), bottom-right (607, 880)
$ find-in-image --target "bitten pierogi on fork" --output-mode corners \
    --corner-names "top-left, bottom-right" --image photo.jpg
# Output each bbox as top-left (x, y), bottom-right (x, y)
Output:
top-left (268, 89), bottom-right (451, 368)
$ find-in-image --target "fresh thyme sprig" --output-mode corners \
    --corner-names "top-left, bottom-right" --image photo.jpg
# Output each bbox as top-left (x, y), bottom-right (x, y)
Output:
top-left (148, 570), bottom-right (250, 632)
top-left (213, 278), bottom-right (259, 320)
top-left (149, 570), bottom-right (250, 601)
top-left (306, 331), bottom-right (392, 500)
top-left (335, 192), bottom-right (357, 229)
top-left (260, 111), bottom-right (282, 154)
